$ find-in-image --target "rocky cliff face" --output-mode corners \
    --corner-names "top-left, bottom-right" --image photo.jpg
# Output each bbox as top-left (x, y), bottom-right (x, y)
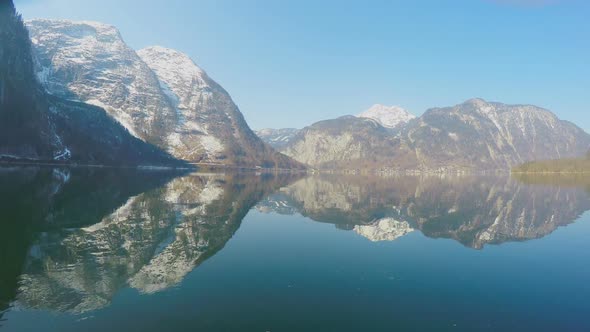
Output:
top-left (0, 2), bottom-right (181, 166)
top-left (405, 98), bottom-right (590, 171)
top-left (279, 116), bottom-right (416, 169)
top-left (137, 46), bottom-right (298, 167)
top-left (27, 19), bottom-right (177, 147)
top-left (26, 20), bottom-right (301, 169)
top-left (262, 99), bottom-right (590, 171)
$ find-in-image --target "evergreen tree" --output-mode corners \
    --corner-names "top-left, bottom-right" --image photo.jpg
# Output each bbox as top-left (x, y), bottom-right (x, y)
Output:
top-left (0, 0), bottom-right (59, 159)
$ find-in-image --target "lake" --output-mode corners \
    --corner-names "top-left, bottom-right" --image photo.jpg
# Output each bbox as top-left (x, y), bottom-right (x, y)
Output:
top-left (1, 167), bottom-right (589, 331)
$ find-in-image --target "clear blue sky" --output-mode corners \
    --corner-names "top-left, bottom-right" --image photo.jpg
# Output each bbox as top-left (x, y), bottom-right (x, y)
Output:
top-left (15, 0), bottom-right (590, 131)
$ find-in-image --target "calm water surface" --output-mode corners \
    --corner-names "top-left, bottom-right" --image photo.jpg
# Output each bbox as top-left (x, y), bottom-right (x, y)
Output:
top-left (1, 168), bottom-right (589, 331)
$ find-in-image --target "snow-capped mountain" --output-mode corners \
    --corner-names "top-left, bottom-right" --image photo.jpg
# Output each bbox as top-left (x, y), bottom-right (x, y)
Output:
top-left (26, 19), bottom-right (177, 145)
top-left (0, 2), bottom-right (179, 166)
top-left (26, 20), bottom-right (301, 169)
top-left (357, 104), bottom-right (415, 129)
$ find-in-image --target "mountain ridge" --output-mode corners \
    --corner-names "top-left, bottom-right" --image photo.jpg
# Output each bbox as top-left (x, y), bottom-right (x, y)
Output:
top-left (257, 99), bottom-right (590, 172)
top-left (26, 19), bottom-right (303, 169)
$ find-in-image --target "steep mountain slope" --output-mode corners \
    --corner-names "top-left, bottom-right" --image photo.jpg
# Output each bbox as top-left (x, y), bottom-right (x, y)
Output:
top-left (280, 116), bottom-right (417, 169)
top-left (255, 128), bottom-right (300, 149)
top-left (26, 20), bottom-right (302, 169)
top-left (273, 99), bottom-right (590, 171)
top-left (0, 1), bottom-right (180, 166)
top-left (256, 105), bottom-right (414, 151)
top-left (405, 98), bottom-right (590, 171)
top-left (138, 46), bottom-right (300, 168)
top-left (357, 104), bottom-right (415, 129)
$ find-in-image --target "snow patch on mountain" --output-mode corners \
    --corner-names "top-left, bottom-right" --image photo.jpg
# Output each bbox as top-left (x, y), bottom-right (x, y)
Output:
top-left (354, 218), bottom-right (414, 242)
top-left (357, 104), bottom-right (415, 128)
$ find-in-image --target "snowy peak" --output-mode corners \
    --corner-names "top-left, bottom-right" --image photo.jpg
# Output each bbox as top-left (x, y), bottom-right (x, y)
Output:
top-left (357, 104), bottom-right (415, 128)
top-left (138, 46), bottom-right (204, 74)
top-left (27, 18), bottom-right (121, 41)
top-left (27, 19), bottom-right (125, 67)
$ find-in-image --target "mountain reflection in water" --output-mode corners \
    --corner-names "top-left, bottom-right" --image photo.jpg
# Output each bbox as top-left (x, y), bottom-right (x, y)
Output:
top-left (0, 167), bottom-right (299, 316)
top-left (257, 175), bottom-right (590, 248)
top-left (1, 168), bottom-right (589, 328)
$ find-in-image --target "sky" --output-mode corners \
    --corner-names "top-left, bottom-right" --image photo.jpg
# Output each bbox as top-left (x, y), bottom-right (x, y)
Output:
top-left (14, 0), bottom-right (590, 131)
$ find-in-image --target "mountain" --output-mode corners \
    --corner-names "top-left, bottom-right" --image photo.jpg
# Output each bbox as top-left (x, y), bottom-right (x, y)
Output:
top-left (137, 46), bottom-right (299, 168)
top-left (255, 128), bottom-right (300, 149)
top-left (0, 2), bottom-right (180, 166)
top-left (255, 104), bottom-right (414, 155)
top-left (27, 20), bottom-right (302, 169)
top-left (405, 98), bottom-right (590, 171)
top-left (357, 104), bottom-right (415, 129)
top-left (263, 99), bottom-right (590, 172)
top-left (276, 116), bottom-right (417, 170)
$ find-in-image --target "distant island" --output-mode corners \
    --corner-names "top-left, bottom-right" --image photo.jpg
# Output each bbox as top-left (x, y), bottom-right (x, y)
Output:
top-left (512, 154), bottom-right (590, 174)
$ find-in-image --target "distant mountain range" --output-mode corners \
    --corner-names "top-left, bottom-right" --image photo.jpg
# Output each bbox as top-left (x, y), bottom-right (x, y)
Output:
top-left (258, 99), bottom-right (590, 172)
top-left (2, 0), bottom-right (589, 171)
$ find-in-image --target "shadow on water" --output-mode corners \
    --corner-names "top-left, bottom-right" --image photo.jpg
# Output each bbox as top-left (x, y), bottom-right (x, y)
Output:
top-left (0, 167), bottom-right (301, 319)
